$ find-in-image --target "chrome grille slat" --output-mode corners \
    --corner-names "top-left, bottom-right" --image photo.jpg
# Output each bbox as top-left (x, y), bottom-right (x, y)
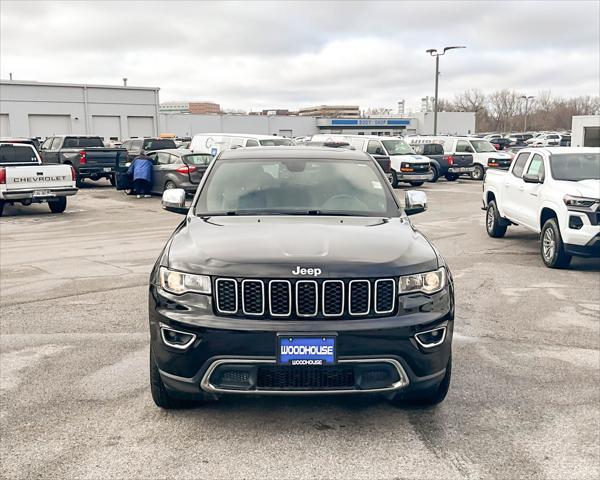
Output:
top-left (213, 277), bottom-right (396, 318)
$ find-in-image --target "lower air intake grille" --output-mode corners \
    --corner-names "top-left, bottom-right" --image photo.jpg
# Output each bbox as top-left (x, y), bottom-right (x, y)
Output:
top-left (256, 365), bottom-right (355, 390)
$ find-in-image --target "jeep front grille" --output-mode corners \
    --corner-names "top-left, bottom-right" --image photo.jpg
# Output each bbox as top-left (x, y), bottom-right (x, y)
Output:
top-left (214, 277), bottom-right (397, 319)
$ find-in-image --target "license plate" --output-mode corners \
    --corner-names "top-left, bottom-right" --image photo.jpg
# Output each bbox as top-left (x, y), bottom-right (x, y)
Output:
top-left (33, 189), bottom-right (53, 197)
top-left (277, 336), bottom-right (336, 365)
top-left (103, 167), bottom-right (112, 172)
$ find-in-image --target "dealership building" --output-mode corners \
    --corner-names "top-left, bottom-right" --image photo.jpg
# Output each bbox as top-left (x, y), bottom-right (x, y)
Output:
top-left (0, 79), bottom-right (475, 140)
top-left (0, 80), bottom-right (160, 140)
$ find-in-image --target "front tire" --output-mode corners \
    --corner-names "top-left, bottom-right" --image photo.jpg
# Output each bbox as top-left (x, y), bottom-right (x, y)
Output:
top-left (541, 218), bottom-right (572, 268)
top-left (150, 347), bottom-right (188, 409)
top-left (48, 197), bottom-right (67, 214)
top-left (391, 355), bottom-right (452, 406)
top-left (391, 171), bottom-right (399, 189)
top-left (486, 200), bottom-right (507, 238)
top-left (471, 165), bottom-right (485, 181)
top-left (410, 181), bottom-right (424, 187)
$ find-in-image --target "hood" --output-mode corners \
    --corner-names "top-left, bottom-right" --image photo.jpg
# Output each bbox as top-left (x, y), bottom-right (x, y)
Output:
top-left (554, 179), bottom-right (600, 199)
top-left (167, 216), bottom-right (438, 278)
top-left (394, 154), bottom-right (430, 164)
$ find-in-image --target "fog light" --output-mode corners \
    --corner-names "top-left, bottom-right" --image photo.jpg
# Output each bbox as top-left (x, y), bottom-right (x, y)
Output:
top-left (415, 326), bottom-right (446, 348)
top-left (569, 215), bottom-right (584, 230)
top-left (160, 324), bottom-right (196, 349)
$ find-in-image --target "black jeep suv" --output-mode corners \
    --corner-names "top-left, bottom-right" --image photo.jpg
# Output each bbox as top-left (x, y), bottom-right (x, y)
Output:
top-left (149, 147), bottom-right (454, 408)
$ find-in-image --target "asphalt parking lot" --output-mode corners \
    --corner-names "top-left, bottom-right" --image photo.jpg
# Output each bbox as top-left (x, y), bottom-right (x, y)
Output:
top-left (1, 179), bottom-right (599, 480)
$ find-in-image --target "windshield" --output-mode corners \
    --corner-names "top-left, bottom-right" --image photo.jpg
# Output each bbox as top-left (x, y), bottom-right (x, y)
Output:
top-left (64, 137), bottom-right (104, 148)
top-left (259, 138), bottom-right (293, 146)
top-left (195, 158), bottom-right (399, 217)
top-left (549, 153), bottom-right (600, 182)
top-left (470, 140), bottom-right (497, 153)
top-left (183, 154), bottom-right (212, 165)
top-left (381, 139), bottom-right (415, 155)
top-left (143, 139), bottom-right (176, 150)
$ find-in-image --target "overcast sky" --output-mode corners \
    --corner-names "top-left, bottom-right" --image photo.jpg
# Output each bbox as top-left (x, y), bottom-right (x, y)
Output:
top-left (1, 1), bottom-right (599, 112)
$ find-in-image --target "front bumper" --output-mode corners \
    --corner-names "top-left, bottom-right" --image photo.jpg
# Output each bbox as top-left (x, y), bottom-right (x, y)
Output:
top-left (565, 234), bottom-right (600, 258)
top-left (396, 172), bottom-right (433, 182)
top-left (149, 283), bottom-right (454, 398)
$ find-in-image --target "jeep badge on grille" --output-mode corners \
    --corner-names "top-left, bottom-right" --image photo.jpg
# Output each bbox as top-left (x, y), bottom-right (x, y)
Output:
top-left (291, 266), bottom-right (322, 276)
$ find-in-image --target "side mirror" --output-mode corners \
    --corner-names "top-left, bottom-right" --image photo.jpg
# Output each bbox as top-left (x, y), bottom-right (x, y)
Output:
top-left (404, 190), bottom-right (427, 216)
top-left (162, 188), bottom-right (188, 215)
top-left (523, 173), bottom-right (543, 184)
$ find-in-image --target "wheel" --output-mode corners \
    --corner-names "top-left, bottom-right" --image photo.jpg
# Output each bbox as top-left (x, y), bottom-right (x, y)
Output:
top-left (429, 165), bottom-right (439, 183)
top-left (0, 200), bottom-right (5, 217)
top-left (109, 175), bottom-right (116, 187)
top-left (410, 181), bottom-right (424, 187)
top-left (150, 347), bottom-right (189, 409)
top-left (390, 354), bottom-right (452, 406)
top-left (445, 174), bottom-right (459, 181)
top-left (471, 165), bottom-right (484, 181)
top-left (541, 218), bottom-right (572, 268)
top-left (390, 171), bottom-right (400, 188)
top-left (486, 200), bottom-right (507, 238)
top-left (48, 197), bottom-right (67, 214)
top-left (165, 181), bottom-right (177, 191)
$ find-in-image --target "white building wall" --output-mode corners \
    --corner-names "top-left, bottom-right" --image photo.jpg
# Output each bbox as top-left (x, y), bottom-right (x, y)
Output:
top-left (0, 80), bottom-right (160, 139)
top-left (412, 112), bottom-right (476, 135)
top-left (159, 114), bottom-right (318, 137)
top-left (571, 115), bottom-right (600, 147)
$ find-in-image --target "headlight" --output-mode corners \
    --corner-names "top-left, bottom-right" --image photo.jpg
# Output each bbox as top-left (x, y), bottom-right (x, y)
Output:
top-left (159, 267), bottom-right (211, 295)
top-left (563, 195), bottom-right (598, 211)
top-left (399, 268), bottom-right (446, 295)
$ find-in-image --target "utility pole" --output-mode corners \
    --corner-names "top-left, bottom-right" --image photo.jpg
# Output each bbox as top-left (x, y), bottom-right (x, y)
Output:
top-left (426, 46), bottom-right (466, 135)
top-left (520, 95), bottom-right (534, 132)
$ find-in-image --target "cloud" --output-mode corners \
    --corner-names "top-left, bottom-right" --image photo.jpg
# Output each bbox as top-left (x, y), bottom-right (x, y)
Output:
top-left (1, 0), bottom-right (598, 112)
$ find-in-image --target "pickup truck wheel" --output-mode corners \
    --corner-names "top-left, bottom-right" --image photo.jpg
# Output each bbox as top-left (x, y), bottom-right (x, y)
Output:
top-left (390, 354), bottom-right (451, 407)
top-left (109, 175), bottom-right (116, 187)
top-left (541, 219), bottom-right (572, 268)
top-left (429, 166), bottom-right (439, 183)
top-left (409, 181), bottom-right (424, 187)
top-left (0, 200), bottom-right (5, 217)
top-left (445, 174), bottom-right (459, 181)
top-left (391, 171), bottom-right (400, 189)
top-left (48, 197), bottom-right (67, 214)
top-left (486, 200), bottom-right (507, 238)
top-left (471, 165), bottom-right (484, 181)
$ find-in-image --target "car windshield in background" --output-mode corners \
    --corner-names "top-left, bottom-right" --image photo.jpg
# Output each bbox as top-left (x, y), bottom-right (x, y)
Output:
top-left (195, 158), bottom-right (399, 217)
top-left (0, 144), bottom-right (38, 164)
top-left (143, 139), bottom-right (176, 150)
top-left (381, 140), bottom-right (415, 155)
top-left (470, 140), bottom-right (497, 153)
top-left (259, 138), bottom-right (294, 146)
top-left (549, 153), bottom-right (600, 182)
top-left (63, 137), bottom-right (104, 148)
top-left (183, 154), bottom-right (212, 165)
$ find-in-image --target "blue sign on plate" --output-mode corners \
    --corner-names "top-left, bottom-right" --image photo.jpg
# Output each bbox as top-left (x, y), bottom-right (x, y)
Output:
top-left (278, 336), bottom-right (336, 365)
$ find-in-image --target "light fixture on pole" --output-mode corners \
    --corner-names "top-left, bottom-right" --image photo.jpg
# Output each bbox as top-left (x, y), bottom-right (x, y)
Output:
top-left (520, 95), bottom-right (534, 132)
top-left (426, 46), bottom-right (466, 135)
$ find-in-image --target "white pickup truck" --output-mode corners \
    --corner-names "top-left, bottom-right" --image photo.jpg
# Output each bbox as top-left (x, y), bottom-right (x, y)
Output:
top-left (483, 147), bottom-right (599, 268)
top-left (0, 142), bottom-right (78, 216)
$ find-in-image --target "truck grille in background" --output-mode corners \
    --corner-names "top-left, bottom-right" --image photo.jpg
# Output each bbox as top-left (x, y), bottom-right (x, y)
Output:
top-left (411, 164), bottom-right (430, 173)
top-left (214, 277), bottom-right (397, 319)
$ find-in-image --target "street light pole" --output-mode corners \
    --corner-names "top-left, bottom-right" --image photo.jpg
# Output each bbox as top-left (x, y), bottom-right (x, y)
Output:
top-left (520, 95), bottom-right (534, 132)
top-left (426, 46), bottom-right (466, 135)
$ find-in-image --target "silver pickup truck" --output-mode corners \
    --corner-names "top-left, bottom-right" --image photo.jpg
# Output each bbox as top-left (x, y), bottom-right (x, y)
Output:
top-left (0, 142), bottom-right (78, 216)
